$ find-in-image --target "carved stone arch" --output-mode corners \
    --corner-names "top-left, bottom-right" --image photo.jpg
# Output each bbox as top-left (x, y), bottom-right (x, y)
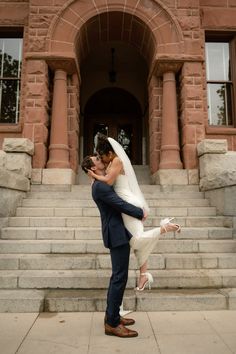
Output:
top-left (47, 0), bottom-right (184, 60)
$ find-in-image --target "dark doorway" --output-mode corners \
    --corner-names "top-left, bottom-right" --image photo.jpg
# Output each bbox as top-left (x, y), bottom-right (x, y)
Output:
top-left (84, 88), bottom-right (142, 164)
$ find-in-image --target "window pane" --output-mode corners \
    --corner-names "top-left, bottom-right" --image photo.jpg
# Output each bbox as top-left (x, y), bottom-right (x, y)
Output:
top-left (205, 43), bottom-right (230, 81)
top-left (207, 83), bottom-right (233, 125)
top-left (93, 124), bottom-right (108, 152)
top-left (0, 38), bottom-right (22, 78)
top-left (0, 79), bottom-right (20, 123)
top-left (118, 126), bottom-right (132, 159)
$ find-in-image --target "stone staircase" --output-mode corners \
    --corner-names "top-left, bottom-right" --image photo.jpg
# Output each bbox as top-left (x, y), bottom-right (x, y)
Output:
top-left (0, 179), bottom-right (236, 312)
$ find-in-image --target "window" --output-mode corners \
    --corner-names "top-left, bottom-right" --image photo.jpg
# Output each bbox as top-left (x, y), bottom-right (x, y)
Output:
top-left (205, 37), bottom-right (235, 126)
top-left (0, 32), bottom-right (22, 124)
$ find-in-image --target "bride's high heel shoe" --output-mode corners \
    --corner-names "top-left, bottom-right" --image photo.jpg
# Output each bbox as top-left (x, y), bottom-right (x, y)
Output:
top-left (160, 217), bottom-right (181, 233)
top-left (135, 272), bottom-right (153, 291)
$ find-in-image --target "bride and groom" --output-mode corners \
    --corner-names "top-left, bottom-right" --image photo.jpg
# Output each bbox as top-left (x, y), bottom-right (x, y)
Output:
top-left (82, 134), bottom-right (180, 338)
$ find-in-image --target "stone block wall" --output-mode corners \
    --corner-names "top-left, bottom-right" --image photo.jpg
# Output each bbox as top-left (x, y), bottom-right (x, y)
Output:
top-left (23, 60), bottom-right (49, 169)
top-left (1, 0), bottom-right (236, 174)
top-left (67, 74), bottom-right (80, 173)
top-left (180, 62), bottom-right (205, 169)
top-left (148, 76), bottom-right (162, 174)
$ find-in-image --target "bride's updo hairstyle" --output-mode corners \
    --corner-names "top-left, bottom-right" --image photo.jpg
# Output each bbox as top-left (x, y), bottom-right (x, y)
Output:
top-left (96, 133), bottom-right (114, 156)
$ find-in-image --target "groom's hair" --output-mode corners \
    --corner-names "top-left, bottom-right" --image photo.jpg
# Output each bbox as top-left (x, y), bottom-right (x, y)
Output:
top-left (96, 133), bottom-right (114, 155)
top-left (81, 156), bottom-right (95, 174)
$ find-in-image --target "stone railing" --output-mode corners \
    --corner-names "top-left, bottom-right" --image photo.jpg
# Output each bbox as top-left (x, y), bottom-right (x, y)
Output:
top-left (0, 138), bottom-right (33, 221)
top-left (197, 139), bottom-right (236, 234)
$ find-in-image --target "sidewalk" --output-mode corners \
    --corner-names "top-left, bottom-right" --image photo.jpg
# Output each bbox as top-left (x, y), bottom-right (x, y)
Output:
top-left (0, 311), bottom-right (236, 354)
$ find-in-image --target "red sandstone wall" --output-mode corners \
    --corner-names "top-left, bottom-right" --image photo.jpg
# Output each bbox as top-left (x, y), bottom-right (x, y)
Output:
top-left (1, 0), bottom-right (236, 169)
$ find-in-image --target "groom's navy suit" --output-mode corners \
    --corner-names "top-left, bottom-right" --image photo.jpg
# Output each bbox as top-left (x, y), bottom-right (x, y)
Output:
top-left (92, 180), bottom-right (143, 327)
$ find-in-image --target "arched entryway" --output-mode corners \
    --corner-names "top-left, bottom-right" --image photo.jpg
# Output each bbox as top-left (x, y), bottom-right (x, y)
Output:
top-left (78, 11), bottom-right (152, 166)
top-left (38, 0), bottom-right (186, 182)
top-left (84, 87), bottom-right (143, 164)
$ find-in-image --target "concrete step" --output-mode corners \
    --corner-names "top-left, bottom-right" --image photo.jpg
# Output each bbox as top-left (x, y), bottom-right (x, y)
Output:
top-left (45, 288), bottom-right (236, 312)
top-left (7, 216), bottom-right (232, 228)
top-left (30, 184), bottom-right (200, 193)
top-left (0, 288), bottom-right (235, 312)
top-left (0, 239), bottom-right (235, 254)
top-left (0, 269), bottom-right (236, 289)
top-left (21, 198), bottom-right (210, 208)
top-left (26, 191), bottom-right (205, 200)
top-left (1, 253), bottom-right (236, 270)
top-left (1, 227), bottom-right (233, 240)
top-left (15, 206), bottom-right (217, 217)
top-left (76, 165), bottom-right (152, 185)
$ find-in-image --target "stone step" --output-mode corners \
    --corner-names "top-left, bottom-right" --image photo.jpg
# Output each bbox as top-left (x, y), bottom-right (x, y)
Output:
top-left (21, 198), bottom-right (210, 208)
top-left (7, 216), bottom-right (232, 228)
top-left (1, 227), bottom-right (233, 240)
top-left (0, 269), bottom-right (236, 289)
top-left (26, 191), bottom-right (205, 200)
top-left (15, 206), bottom-right (217, 217)
top-left (1, 288), bottom-right (235, 312)
top-left (77, 165), bottom-right (153, 185)
top-left (0, 253), bottom-right (236, 270)
top-left (45, 288), bottom-right (236, 312)
top-left (29, 184), bottom-right (200, 193)
top-left (0, 239), bottom-right (235, 254)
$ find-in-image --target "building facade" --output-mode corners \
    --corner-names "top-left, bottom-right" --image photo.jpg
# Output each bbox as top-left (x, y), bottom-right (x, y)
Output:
top-left (0, 0), bottom-right (236, 183)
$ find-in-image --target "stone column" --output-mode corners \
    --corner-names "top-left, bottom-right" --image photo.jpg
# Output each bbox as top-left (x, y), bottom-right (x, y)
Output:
top-left (47, 69), bottom-right (70, 169)
top-left (159, 71), bottom-right (183, 169)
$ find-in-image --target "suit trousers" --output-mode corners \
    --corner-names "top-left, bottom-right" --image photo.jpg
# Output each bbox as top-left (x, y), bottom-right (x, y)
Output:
top-left (105, 242), bottom-right (130, 327)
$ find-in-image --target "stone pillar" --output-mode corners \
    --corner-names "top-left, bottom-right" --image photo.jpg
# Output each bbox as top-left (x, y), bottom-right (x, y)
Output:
top-left (47, 69), bottom-right (70, 169)
top-left (159, 71), bottom-right (183, 169)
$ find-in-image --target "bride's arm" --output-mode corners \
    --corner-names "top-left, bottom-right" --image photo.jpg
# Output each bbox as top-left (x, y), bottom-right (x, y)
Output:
top-left (88, 157), bottom-right (122, 185)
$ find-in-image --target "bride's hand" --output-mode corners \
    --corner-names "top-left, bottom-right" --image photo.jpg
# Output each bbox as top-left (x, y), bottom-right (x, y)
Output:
top-left (87, 169), bottom-right (96, 178)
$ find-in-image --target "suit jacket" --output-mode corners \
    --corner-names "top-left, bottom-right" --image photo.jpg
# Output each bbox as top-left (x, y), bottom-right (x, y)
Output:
top-left (92, 180), bottom-right (144, 249)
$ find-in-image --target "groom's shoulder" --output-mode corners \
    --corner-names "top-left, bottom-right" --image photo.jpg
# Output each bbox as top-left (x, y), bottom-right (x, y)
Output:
top-left (93, 180), bottom-right (113, 192)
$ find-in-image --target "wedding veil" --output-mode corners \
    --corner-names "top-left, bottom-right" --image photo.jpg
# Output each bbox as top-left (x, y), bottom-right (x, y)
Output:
top-left (108, 137), bottom-right (149, 212)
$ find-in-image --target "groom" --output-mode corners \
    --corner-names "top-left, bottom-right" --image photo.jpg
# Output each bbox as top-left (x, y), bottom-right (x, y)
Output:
top-left (82, 154), bottom-right (145, 338)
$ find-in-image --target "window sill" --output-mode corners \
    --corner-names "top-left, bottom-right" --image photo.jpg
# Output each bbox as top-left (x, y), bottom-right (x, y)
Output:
top-left (206, 126), bottom-right (236, 135)
top-left (0, 123), bottom-right (22, 133)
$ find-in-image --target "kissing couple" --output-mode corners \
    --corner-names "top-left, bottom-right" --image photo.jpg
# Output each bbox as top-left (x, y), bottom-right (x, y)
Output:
top-left (82, 134), bottom-right (180, 338)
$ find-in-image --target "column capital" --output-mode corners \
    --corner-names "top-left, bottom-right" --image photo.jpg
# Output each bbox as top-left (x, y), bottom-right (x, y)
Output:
top-left (150, 57), bottom-right (183, 79)
top-left (46, 58), bottom-right (78, 76)
top-left (25, 52), bottom-right (80, 80)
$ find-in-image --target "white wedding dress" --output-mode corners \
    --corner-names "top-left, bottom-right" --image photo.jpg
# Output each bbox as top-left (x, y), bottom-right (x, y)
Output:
top-left (114, 174), bottom-right (161, 267)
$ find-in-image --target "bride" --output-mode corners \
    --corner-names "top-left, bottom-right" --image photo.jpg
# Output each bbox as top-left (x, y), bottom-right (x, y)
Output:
top-left (88, 134), bottom-right (180, 291)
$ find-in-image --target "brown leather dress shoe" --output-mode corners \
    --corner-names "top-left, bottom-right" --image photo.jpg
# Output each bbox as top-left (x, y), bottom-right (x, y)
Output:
top-left (105, 323), bottom-right (138, 338)
top-left (104, 315), bottom-right (135, 326)
top-left (120, 316), bottom-right (135, 326)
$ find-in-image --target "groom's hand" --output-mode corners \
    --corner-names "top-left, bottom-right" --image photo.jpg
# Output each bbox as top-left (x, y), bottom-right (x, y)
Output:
top-left (142, 209), bottom-right (148, 222)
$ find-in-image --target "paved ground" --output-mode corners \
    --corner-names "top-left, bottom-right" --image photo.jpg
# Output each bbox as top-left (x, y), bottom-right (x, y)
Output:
top-left (0, 311), bottom-right (236, 354)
